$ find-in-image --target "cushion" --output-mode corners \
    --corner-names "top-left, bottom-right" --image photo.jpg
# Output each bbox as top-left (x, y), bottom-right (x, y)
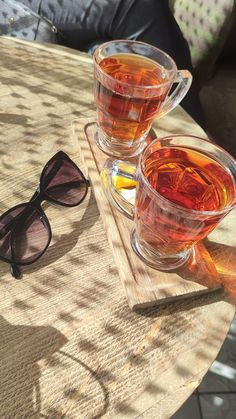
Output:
top-left (200, 61), bottom-right (236, 157)
top-left (170, 0), bottom-right (235, 82)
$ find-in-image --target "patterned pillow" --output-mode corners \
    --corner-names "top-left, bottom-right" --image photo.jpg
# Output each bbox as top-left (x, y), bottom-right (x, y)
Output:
top-left (221, 2), bottom-right (236, 58)
top-left (171, 0), bottom-right (235, 80)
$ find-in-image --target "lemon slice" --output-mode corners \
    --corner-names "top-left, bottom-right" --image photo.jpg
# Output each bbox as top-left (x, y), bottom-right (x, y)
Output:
top-left (112, 175), bottom-right (137, 190)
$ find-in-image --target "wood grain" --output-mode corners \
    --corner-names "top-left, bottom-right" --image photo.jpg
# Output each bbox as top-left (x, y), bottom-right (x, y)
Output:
top-left (0, 36), bottom-right (235, 419)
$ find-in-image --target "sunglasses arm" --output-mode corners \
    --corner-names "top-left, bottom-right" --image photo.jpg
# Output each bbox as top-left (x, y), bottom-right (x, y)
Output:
top-left (10, 263), bottom-right (22, 279)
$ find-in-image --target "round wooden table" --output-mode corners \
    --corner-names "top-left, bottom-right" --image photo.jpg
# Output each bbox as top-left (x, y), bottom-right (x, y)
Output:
top-left (0, 37), bottom-right (235, 419)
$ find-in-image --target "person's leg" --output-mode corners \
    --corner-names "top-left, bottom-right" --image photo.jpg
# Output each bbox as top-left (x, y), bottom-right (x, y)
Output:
top-left (20, 0), bottom-right (111, 50)
top-left (21, 0), bottom-right (191, 67)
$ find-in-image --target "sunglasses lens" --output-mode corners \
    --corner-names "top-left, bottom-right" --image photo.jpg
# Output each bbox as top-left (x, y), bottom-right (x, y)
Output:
top-left (41, 155), bottom-right (87, 206)
top-left (0, 204), bottom-right (50, 264)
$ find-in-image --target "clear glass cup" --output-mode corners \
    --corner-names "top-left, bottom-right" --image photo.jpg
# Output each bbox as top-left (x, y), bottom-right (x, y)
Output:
top-left (93, 40), bottom-right (192, 159)
top-left (101, 135), bottom-right (236, 271)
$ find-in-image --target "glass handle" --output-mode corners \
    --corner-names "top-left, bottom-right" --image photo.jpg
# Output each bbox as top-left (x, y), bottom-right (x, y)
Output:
top-left (101, 159), bottom-right (137, 220)
top-left (159, 69), bottom-right (192, 118)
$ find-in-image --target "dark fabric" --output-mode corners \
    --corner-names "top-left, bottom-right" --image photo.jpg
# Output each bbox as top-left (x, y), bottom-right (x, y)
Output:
top-left (0, 0), bottom-right (57, 42)
top-left (18, 0), bottom-right (206, 129)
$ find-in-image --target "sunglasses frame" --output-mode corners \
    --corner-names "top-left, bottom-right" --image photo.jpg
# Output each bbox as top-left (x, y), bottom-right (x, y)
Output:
top-left (0, 151), bottom-right (89, 277)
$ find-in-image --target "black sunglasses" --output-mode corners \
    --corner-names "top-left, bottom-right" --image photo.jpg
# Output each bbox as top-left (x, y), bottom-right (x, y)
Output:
top-left (0, 151), bottom-right (89, 279)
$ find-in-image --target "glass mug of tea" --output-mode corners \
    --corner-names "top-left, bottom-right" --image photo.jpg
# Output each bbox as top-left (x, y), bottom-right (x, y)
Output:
top-left (93, 40), bottom-right (192, 159)
top-left (102, 135), bottom-right (236, 270)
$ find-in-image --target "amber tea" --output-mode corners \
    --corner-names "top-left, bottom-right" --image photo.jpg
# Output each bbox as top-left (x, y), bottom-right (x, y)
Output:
top-left (135, 146), bottom-right (235, 257)
top-left (94, 40), bottom-right (192, 158)
top-left (94, 53), bottom-right (171, 143)
top-left (102, 135), bottom-right (236, 270)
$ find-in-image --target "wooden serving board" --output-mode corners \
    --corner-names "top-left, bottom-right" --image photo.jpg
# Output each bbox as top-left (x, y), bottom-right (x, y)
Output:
top-left (73, 119), bottom-right (223, 310)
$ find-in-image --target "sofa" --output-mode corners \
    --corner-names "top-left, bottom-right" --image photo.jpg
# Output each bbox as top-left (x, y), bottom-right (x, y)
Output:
top-left (170, 0), bottom-right (236, 158)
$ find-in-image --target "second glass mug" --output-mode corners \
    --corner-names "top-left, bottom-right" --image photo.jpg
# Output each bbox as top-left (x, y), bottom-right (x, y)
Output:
top-left (93, 40), bottom-right (192, 158)
top-left (102, 135), bottom-right (236, 271)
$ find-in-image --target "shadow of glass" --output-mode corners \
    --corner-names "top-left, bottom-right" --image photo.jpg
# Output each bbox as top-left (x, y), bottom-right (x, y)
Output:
top-left (135, 238), bottom-right (236, 318)
top-left (176, 241), bottom-right (222, 291)
top-left (177, 239), bottom-right (236, 306)
top-left (204, 238), bottom-right (236, 305)
top-left (0, 315), bottom-right (67, 418)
